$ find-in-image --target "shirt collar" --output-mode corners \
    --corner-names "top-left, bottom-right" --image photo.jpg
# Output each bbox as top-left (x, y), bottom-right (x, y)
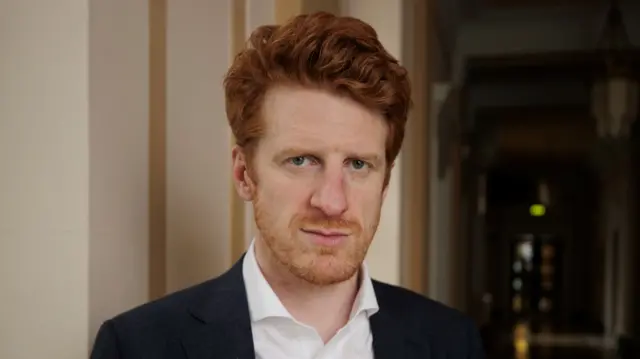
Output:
top-left (242, 239), bottom-right (379, 322)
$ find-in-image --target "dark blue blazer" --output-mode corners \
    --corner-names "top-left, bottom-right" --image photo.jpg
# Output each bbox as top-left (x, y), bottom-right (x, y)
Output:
top-left (90, 256), bottom-right (485, 358)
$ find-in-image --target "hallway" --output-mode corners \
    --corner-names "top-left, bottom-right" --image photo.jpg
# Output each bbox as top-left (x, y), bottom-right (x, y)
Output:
top-left (492, 345), bottom-right (615, 359)
top-left (482, 323), bottom-right (619, 358)
top-left (484, 331), bottom-right (616, 358)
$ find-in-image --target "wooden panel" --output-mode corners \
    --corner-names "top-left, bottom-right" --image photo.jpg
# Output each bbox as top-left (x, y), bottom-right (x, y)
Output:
top-left (400, 0), bottom-right (430, 295)
top-left (149, 0), bottom-right (167, 300)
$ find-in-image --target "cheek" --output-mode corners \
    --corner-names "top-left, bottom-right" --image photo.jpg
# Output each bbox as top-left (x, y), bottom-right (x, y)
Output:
top-left (256, 177), bottom-right (310, 222)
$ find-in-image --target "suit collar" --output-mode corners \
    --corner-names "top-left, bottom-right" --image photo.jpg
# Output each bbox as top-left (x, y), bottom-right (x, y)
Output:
top-left (182, 255), bottom-right (255, 359)
top-left (187, 255), bottom-right (248, 324)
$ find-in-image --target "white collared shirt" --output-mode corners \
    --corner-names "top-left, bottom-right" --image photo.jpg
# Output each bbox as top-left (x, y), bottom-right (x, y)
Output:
top-left (242, 240), bottom-right (379, 359)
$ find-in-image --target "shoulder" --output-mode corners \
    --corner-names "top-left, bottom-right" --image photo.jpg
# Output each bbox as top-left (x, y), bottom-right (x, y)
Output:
top-left (102, 257), bottom-right (246, 337)
top-left (91, 277), bottom-right (222, 358)
top-left (91, 259), bottom-right (248, 358)
top-left (104, 279), bottom-right (215, 337)
top-left (372, 280), bottom-right (484, 355)
top-left (373, 280), bottom-right (471, 326)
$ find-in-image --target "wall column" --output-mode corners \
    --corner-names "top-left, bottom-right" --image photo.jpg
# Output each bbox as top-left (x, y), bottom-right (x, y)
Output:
top-left (598, 144), bottom-right (635, 338)
top-left (1, 3), bottom-right (91, 357)
top-left (89, 0), bottom-right (151, 339)
top-left (164, 0), bottom-right (234, 293)
top-left (1, 0), bottom-right (150, 357)
top-left (429, 83), bottom-right (453, 302)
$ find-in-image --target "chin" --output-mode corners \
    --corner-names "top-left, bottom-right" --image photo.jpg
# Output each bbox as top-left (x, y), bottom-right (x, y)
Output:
top-left (290, 253), bottom-right (360, 285)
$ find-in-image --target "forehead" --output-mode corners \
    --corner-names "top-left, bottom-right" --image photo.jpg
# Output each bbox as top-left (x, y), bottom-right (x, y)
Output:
top-left (260, 86), bottom-right (388, 154)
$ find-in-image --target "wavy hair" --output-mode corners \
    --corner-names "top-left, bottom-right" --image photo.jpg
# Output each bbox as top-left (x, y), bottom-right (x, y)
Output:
top-left (224, 11), bottom-right (411, 166)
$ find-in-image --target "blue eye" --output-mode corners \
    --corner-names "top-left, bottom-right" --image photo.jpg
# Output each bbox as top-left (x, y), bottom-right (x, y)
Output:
top-left (350, 159), bottom-right (367, 170)
top-left (290, 156), bottom-right (307, 166)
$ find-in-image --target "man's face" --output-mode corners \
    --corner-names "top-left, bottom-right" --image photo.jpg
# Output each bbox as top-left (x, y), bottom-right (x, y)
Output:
top-left (234, 86), bottom-right (390, 285)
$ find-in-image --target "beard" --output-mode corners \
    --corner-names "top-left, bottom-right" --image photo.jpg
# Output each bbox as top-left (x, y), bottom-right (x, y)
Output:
top-left (252, 189), bottom-right (379, 286)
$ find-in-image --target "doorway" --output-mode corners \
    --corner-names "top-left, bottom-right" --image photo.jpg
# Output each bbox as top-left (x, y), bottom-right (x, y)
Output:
top-left (509, 233), bottom-right (564, 332)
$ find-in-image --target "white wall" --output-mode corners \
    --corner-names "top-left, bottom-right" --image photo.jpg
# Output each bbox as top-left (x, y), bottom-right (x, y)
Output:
top-left (0, 1), bottom-right (90, 358)
top-left (341, 0), bottom-right (403, 286)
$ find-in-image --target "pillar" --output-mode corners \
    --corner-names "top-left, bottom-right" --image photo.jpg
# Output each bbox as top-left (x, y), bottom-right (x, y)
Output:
top-left (1, 0), bottom-right (150, 357)
top-left (428, 83), bottom-right (454, 303)
top-left (599, 145), bottom-right (635, 338)
top-left (1, 3), bottom-right (90, 356)
top-left (163, 0), bottom-right (234, 293)
top-left (88, 0), bottom-right (150, 338)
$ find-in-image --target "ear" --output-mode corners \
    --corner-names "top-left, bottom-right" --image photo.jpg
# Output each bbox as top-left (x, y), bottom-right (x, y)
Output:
top-left (381, 161), bottom-right (395, 202)
top-left (232, 146), bottom-right (254, 201)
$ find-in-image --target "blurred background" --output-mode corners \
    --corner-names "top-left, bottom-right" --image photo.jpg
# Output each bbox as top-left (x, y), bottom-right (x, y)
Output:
top-left (1, 0), bottom-right (638, 358)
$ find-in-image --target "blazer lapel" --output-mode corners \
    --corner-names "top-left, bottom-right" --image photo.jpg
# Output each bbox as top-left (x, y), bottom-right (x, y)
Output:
top-left (370, 309), bottom-right (408, 359)
top-left (370, 281), bottom-right (431, 359)
top-left (178, 259), bottom-right (431, 359)
top-left (181, 257), bottom-right (255, 359)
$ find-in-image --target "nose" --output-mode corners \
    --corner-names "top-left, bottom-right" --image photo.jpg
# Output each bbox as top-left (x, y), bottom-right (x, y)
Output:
top-left (310, 167), bottom-right (348, 217)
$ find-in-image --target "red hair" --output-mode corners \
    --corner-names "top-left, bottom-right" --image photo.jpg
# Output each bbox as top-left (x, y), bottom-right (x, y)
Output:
top-left (224, 11), bottom-right (411, 165)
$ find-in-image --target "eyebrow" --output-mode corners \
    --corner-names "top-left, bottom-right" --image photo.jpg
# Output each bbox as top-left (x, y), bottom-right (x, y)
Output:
top-left (274, 148), bottom-right (384, 167)
top-left (273, 148), bottom-right (311, 161)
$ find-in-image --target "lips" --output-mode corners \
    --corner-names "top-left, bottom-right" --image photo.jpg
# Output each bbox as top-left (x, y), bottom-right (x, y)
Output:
top-left (300, 228), bottom-right (349, 237)
top-left (300, 228), bottom-right (349, 247)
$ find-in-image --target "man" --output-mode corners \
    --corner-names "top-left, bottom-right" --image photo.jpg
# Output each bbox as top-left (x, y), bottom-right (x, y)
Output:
top-left (91, 12), bottom-right (484, 359)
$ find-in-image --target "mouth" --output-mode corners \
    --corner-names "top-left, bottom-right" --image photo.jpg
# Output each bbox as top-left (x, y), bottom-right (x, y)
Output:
top-left (300, 228), bottom-right (349, 246)
top-left (300, 228), bottom-right (350, 237)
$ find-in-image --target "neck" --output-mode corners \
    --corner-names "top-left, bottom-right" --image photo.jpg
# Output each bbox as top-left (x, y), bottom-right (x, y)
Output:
top-left (254, 237), bottom-right (360, 342)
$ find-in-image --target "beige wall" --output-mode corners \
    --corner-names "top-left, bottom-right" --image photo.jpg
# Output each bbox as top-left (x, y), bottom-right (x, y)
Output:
top-left (1, 1), bottom-right (91, 358)
top-left (165, 0), bottom-right (233, 293)
top-left (88, 0), bottom-right (150, 339)
top-left (1, 0), bottom-right (151, 356)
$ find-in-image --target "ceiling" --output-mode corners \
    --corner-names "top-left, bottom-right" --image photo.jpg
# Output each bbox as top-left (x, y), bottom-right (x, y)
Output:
top-left (482, 0), bottom-right (601, 8)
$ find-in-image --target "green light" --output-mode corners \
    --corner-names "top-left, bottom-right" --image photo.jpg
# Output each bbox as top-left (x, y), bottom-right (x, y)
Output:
top-left (529, 204), bottom-right (546, 217)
